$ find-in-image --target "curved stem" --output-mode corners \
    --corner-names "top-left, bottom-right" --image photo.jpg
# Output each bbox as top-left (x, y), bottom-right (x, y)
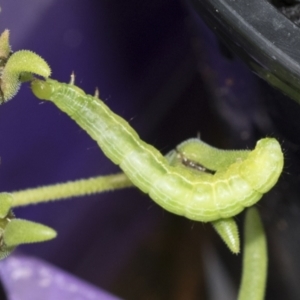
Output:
top-left (238, 207), bottom-right (267, 300)
top-left (10, 173), bottom-right (134, 207)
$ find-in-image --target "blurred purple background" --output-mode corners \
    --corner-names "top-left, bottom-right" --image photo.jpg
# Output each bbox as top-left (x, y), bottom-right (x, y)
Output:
top-left (0, 1), bottom-right (294, 299)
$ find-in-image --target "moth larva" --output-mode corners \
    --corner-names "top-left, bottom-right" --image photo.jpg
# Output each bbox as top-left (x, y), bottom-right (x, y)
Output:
top-left (31, 78), bottom-right (284, 222)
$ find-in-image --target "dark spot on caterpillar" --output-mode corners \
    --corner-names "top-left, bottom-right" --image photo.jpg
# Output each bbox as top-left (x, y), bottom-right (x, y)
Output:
top-left (175, 149), bottom-right (215, 175)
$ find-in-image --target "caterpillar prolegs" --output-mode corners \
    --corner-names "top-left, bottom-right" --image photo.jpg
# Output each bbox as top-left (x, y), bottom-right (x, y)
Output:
top-left (31, 78), bottom-right (284, 224)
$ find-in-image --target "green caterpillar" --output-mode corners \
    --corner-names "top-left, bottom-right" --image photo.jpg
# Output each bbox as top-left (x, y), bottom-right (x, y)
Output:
top-left (31, 78), bottom-right (284, 223)
top-left (0, 28), bottom-right (271, 297)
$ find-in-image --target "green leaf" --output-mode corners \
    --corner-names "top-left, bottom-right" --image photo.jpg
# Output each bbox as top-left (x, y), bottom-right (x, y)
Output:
top-left (3, 219), bottom-right (57, 247)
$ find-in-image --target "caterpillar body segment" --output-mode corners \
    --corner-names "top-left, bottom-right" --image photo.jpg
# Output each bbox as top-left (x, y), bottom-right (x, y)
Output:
top-left (175, 138), bottom-right (250, 171)
top-left (31, 78), bottom-right (284, 222)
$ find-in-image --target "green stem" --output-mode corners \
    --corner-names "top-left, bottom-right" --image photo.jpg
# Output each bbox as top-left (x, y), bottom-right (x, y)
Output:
top-left (10, 173), bottom-right (134, 207)
top-left (237, 207), bottom-right (267, 300)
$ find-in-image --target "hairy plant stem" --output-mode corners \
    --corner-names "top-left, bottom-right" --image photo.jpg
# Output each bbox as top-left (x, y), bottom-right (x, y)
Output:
top-left (10, 173), bottom-right (133, 207)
